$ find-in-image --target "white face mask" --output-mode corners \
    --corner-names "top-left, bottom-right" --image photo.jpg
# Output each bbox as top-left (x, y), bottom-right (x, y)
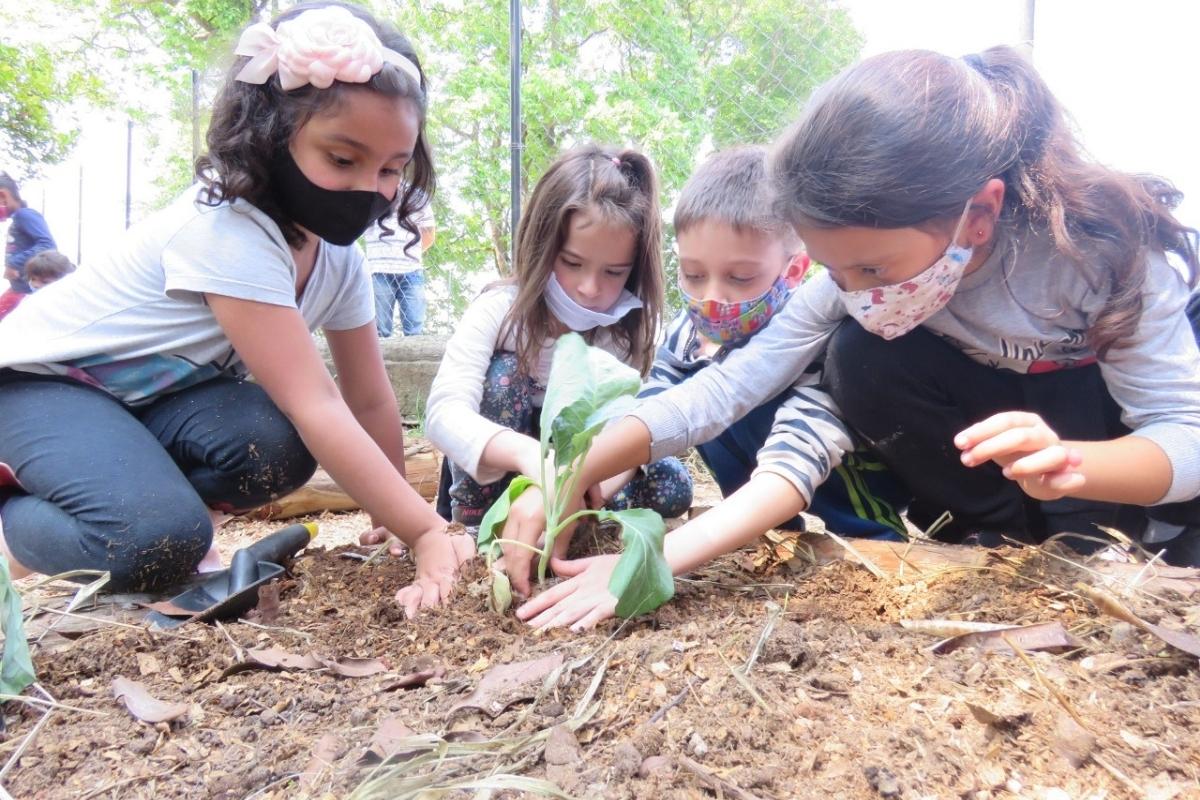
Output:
top-left (544, 272), bottom-right (643, 332)
top-left (836, 202), bottom-right (974, 340)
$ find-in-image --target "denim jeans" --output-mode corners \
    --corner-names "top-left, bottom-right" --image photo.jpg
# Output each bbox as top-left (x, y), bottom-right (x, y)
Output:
top-left (0, 373), bottom-right (316, 591)
top-left (373, 271), bottom-right (427, 337)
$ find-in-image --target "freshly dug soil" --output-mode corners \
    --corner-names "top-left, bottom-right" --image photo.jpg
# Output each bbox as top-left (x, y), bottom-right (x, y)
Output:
top-left (4, 510), bottom-right (1198, 800)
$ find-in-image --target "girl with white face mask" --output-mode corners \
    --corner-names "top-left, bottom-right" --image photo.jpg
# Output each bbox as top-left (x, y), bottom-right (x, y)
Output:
top-left (518, 45), bottom-right (1200, 632)
top-left (411, 146), bottom-right (692, 597)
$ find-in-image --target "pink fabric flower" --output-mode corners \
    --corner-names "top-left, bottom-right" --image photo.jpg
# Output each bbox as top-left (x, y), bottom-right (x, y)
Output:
top-left (234, 6), bottom-right (418, 91)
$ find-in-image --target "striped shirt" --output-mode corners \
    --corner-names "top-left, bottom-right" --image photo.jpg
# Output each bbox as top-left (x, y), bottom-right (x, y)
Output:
top-left (638, 305), bottom-right (853, 504)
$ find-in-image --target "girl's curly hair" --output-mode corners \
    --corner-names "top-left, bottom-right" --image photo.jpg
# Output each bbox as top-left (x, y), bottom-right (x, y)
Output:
top-left (196, 1), bottom-right (434, 253)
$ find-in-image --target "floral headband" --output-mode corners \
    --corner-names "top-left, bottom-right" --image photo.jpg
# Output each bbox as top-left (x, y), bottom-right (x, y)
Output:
top-left (234, 6), bottom-right (421, 92)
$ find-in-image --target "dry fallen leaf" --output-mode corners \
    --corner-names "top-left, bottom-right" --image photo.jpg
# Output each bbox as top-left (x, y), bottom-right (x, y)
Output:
top-left (245, 581), bottom-right (282, 624)
top-left (318, 656), bottom-right (389, 678)
top-left (449, 653), bottom-right (564, 718)
top-left (1076, 582), bottom-right (1200, 658)
top-left (300, 733), bottom-right (344, 789)
top-left (136, 653), bottom-right (161, 676)
top-left (380, 667), bottom-right (443, 692)
top-left (932, 621), bottom-right (1078, 655)
top-left (363, 715), bottom-right (419, 763)
top-left (246, 647), bottom-right (323, 670)
top-left (112, 677), bottom-right (189, 724)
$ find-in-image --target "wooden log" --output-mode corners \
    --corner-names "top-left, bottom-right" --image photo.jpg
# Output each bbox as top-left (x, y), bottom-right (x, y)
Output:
top-left (247, 448), bottom-right (442, 520)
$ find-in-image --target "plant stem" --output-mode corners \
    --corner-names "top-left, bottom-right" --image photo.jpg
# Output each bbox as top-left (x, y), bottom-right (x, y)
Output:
top-left (550, 509), bottom-right (598, 538)
top-left (538, 444), bottom-right (554, 583)
top-left (493, 538), bottom-right (545, 555)
top-left (539, 454), bottom-right (589, 582)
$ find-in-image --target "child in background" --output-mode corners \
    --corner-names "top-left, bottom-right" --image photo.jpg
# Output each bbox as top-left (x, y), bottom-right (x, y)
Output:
top-left (0, 172), bottom-right (57, 297)
top-left (407, 145), bottom-right (691, 598)
top-left (632, 146), bottom-right (908, 538)
top-left (24, 250), bottom-right (76, 291)
top-left (0, 250), bottom-right (77, 320)
top-left (0, 3), bottom-right (471, 614)
top-left (518, 46), bottom-right (1200, 631)
top-left (364, 195), bottom-right (435, 336)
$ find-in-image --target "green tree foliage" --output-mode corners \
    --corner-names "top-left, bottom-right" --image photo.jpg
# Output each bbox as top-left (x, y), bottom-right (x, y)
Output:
top-left (0, 41), bottom-right (101, 175)
top-left (380, 0), bottom-right (862, 322)
top-left (23, 0), bottom-right (859, 317)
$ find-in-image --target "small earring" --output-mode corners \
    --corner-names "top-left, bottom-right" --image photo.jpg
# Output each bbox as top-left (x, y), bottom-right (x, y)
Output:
top-left (977, 230), bottom-right (984, 236)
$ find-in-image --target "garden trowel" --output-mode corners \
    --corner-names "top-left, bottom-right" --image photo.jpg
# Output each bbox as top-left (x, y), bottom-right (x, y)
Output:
top-left (145, 522), bottom-right (317, 629)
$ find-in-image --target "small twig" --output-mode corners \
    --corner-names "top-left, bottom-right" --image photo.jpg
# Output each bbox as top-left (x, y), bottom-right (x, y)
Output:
top-left (1091, 752), bottom-right (1145, 796)
top-left (1129, 547), bottom-right (1167, 591)
top-left (0, 686), bottom-right (56, 782)
top-left (1001, 634), bottom-right (1089, 731)
top-left (0, 693), bottom-right (108, 717)
top-left (237, 619), bottom-right (314, 642)
top-left (675, 754), bottom-right (766, 800)
top-left (743, 601), bottom-right (782, 674)
top-left (214, 620), bottom-right (246, 661)
top-left (717, 649), bottom-right (771, 714)
top-left (360, 540), bottom-right (396, 568)
top-left (648, 678), bottom-right (692, 724)
top-left (242, 771), bottom-right (305, 800)
top-left (824, 532), bottom-right (888, 581)
top-left (32, 607), bottom-right (202, 640)
top-left (79, 762), bottom-right (185, 800)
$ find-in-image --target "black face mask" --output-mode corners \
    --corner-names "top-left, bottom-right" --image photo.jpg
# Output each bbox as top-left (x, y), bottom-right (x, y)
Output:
top-left (271, 149), bottom-right (394, 246)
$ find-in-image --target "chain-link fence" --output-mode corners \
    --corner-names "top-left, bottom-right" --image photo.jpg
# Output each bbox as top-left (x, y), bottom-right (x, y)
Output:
top-left (378, 0), bottom-right (862, 333)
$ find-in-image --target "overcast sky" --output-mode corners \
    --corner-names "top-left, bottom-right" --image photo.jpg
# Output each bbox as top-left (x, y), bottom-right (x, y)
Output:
top-left (9, 0), bottom-right (1198, 270)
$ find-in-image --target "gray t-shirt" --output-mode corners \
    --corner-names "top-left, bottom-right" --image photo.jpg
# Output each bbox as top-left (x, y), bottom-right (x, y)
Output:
top-left (0, 186), bottom-right (374, 404)
top-left (634, 229), bottom-right (1200, 505)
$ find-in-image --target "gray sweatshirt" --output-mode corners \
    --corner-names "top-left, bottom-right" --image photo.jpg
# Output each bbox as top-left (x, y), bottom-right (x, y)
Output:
top-left (633, 229), bottom-right (1200, 505)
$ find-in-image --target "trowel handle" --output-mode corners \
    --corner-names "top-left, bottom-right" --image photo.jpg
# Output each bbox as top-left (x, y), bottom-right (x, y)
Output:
top-left (228, 548), bottom-right (259, 594)
top-left (244, 522), bottom-right (319, 566)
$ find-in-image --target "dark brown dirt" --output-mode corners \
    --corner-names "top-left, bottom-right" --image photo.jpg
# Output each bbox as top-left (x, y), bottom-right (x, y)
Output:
top-left (3, 514), bottom-right (1199, 799)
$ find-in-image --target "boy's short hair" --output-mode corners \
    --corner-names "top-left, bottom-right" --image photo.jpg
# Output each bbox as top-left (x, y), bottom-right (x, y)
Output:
top-left (25, 250), bottom-right (75, 281)
top-left (673, 146), bottom-right (799, 248)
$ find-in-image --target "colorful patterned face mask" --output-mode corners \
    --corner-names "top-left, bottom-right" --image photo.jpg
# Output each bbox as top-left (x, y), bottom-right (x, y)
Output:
top-left (836, 202), bottom-right (974, 340)
top-left (682, 274), bottom-right (791, 345)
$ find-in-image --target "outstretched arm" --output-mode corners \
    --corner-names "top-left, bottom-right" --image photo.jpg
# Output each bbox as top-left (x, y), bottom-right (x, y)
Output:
top-left (208, 295), bottom-right (468, 615)
top-left (516, 472), bottom-right (805, 630)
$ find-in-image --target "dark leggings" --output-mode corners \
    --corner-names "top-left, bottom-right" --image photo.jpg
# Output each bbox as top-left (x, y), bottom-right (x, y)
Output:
top-left (823, 320), bottom-right (1199, 549)
top-left (0, 374), bottom-right (316, 591)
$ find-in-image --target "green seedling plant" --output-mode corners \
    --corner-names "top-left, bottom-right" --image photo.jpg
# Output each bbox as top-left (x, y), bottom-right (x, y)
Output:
top-left (0, 555), bottom-right (35, 699)
top-left (476, 333), bottom-right (674, 619)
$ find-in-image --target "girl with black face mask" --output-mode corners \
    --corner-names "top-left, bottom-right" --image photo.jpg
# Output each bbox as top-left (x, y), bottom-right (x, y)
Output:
top-left (0, 3), bottom-right (473, 613)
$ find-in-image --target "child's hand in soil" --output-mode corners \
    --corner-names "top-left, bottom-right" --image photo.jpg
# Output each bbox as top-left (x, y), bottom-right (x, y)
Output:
top-left (359, 526), bottom-right (406, 556)
top-left (955, 411), bottom-right (1084, 501)
top-left (499, 486), bottom-right (552, 598)
top-left (515, 554), bottom-right (619, 631)
top-left (395, 529), bottom-right (476, 617)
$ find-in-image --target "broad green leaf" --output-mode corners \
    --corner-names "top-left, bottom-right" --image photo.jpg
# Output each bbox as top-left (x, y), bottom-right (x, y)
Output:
top-left (476, 476), bottom-right (536, 561)
top-left (539, 334), bottom-right (641, 471)
top-left (600, 508), bottom-right (674, 619)
top-left (556, 394), bottom-right (640, 470)
top-left (0, 556), bottom-right (35, 697)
